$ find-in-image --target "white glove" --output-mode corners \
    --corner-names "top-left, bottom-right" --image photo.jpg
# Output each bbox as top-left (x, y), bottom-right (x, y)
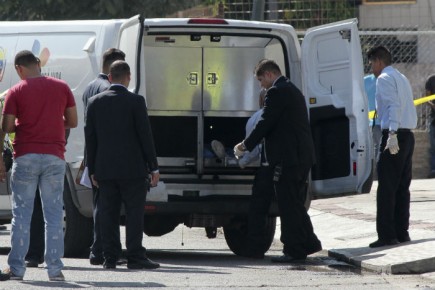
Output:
top-left (385, 134), bottom-right (399, 155)
top-left (234, 143), bottom-right (245, 159)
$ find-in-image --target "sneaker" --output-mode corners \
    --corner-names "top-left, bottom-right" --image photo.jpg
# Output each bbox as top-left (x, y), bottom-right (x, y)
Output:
top-left (49, 271), bottom-right (65, 282)
top-left (0, 268), bottom-right (23, 281)
top-left (211, 140), bottom-right (226, 159)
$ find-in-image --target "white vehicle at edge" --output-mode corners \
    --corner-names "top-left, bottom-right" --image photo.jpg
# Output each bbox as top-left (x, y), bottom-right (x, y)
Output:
top-left (0, 16), bottom-right (372, 256)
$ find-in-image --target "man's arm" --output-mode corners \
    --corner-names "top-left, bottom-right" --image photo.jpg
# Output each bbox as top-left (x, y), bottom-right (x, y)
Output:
top-left (84, 102), bottom-right (96, 176)
top-left (244, 88), bottom-right (284, 151)
top-left (134, 97), bottom-right (159, 186)
top-left (1, 114), bottom-right (16, 133)
top-left (64, 106), bottom-right (78, 129)
top-left (377, 75), bottom-right (400, 131)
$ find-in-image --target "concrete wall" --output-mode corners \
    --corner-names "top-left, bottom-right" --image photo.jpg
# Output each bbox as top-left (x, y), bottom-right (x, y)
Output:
top-left (359, 1), bottom-right (435, 29)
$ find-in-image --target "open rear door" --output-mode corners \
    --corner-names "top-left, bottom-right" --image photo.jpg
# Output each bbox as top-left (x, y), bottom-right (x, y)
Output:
top-left (117, 14), bottom-right (143, 94)
top-left (301, 18), bottom-right (373, 197)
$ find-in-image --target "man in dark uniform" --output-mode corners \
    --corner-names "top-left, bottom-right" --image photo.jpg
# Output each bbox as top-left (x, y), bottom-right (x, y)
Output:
top-left (82, 48), bottom-right (125, 265)
top-left (235, 59), bottom-right (321, 262)
top-left (85, 60), bottom-right (160, 269)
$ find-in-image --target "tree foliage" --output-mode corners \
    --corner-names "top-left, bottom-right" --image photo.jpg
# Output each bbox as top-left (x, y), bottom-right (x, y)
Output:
top-left (0, 0), bottom-right (205, 21)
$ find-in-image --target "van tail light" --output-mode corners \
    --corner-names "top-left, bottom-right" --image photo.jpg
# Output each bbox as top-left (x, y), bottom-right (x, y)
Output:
top-left (188, 19), bottom-right (228, 25)
top-left (353, 161), bottom-right (357, 176)
top-left (145, 205), bottom-right (156, 212)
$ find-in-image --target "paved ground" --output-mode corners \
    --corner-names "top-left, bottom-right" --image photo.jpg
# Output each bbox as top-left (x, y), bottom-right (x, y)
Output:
top-left (285, 179), bottom-right (435, 278)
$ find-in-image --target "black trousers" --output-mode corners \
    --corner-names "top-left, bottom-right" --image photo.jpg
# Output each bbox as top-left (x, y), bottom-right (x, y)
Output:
top-left (98, 178), bottom-right (147, 262)
top-left (247, 165), bottom-right (320, 258)
top-left (277, 166), bottom-right (321, 259)
top-left (90, 184), bottom-right (121, 259)
top-left (246, 166), bottom-right (275, 252)
top-left (376, 130), bottom-right (414, 240)
top-left (25, 190), bottom-right (44, 263)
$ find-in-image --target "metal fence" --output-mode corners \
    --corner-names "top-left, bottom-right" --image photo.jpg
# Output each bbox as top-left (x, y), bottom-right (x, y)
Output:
top-left (224, 0), bottom-right (360, 29)
top-left (359, 29), bottom-right (435, 130)
top-left (223, 1), bottom-right (433, 130)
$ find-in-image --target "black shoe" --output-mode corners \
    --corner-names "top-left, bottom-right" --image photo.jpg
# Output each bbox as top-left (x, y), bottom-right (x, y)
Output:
top-left (90, 255), bottom-right (104, 265)
top-left (25, 260), bottom-right (40, 268)
top-left (103, 260), bottom-right (116, 269)
top-left (398, 235), bottom-right (411, 243)
top-left (306, 240), bottom-right (322, 255)
top-left (369, 239), bottom-right (399, 248)
top-left (116, 257), bottom-right (128, 265)
top-left (271, 254), bottom-right (306, 263)
top-left (127, 257), bottom-right (160, 269)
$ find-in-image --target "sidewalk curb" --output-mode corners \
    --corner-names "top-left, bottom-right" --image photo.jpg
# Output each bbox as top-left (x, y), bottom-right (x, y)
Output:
top-left (328, 248), bottom-right (435, 274)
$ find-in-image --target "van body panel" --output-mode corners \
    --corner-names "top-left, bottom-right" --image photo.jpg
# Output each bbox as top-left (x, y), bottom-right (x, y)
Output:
top-left (301, 18), bottom-right (372, 197)
top-left (0, 19), bottom-right (125, 218)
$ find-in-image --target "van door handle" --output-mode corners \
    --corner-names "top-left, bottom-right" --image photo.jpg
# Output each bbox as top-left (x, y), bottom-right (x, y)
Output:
top-left (207, 73), bottom-right (218, 85)
top-left (187, 73), bottom-right (198, 85)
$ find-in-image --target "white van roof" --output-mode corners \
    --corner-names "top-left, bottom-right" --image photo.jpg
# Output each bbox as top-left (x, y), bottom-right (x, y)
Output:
top-left (0, 19), bottom-right (125, 33)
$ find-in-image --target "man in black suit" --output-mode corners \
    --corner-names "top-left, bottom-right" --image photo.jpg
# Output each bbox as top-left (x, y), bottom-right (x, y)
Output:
top-left (82, 48), bottom-right (126, 266)
top-left (85, 60), bottom-right (160, 270)
top-left (235, 59), bottom-right (321, 262)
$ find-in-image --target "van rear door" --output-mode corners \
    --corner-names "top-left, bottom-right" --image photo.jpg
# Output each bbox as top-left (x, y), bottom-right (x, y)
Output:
top-left (117, 15), bottom-right (143, 94)
top-left (301, 18), bottom-right (373, 197)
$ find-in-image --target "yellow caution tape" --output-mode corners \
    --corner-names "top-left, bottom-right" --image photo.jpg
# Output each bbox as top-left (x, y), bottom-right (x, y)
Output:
top-left (369, 94), bottom-right (435, 120)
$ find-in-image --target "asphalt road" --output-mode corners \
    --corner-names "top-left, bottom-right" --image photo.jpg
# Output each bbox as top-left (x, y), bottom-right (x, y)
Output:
top-left (0, 222), bottom-right (433, 289)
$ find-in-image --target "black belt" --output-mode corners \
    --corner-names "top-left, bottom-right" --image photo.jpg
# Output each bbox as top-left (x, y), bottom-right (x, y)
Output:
top-left (382, 128), bottom-right (411, 134)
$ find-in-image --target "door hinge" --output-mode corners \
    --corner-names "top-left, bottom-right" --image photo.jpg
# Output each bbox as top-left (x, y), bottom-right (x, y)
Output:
top-left (339, 29), bottom-right (351, 42)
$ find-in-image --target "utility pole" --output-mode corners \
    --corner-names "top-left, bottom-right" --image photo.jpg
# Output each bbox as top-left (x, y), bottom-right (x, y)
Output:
top-left (251, 0), bottom-right (265, 21)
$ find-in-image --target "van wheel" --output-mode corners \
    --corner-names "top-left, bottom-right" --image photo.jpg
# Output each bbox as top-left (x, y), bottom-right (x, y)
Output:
top-left (143, 215), bottom-right (179, 236)
top-left (223, 216), bottom-right (276, 256)
top-left (63, 183), bottom-right (93, 257)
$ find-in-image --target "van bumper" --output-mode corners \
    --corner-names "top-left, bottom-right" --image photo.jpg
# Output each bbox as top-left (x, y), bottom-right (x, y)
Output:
top-left (144, 198), bottom-right (280, 216)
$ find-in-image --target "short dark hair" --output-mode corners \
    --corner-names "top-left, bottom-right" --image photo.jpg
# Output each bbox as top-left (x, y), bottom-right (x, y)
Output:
top-left (102, 48), bottom-right (126, 71)
top-left (109, 60), bottom-right (130, 81)
top-left (367, 46), bottom-right (392, 66)
top-left (254, 59), bottom-right (281, 77)
top-left (14, 50), bottom-right (40, 67)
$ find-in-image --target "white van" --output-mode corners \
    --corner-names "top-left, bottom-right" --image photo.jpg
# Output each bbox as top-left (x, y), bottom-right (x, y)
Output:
top-left (0, 16), bottom-right (373, 256)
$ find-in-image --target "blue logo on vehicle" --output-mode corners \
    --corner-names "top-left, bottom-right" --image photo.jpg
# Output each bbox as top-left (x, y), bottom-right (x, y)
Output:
top-left (0, 47), bottom-right (6, 82)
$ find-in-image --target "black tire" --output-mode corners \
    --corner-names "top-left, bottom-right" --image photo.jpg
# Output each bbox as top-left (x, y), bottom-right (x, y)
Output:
top-left (223, 216), bottom-right (276, 256)
top-left (63, 183), bottom-right (93, 257)
top-left (143, 215), bottom-right (179, 236)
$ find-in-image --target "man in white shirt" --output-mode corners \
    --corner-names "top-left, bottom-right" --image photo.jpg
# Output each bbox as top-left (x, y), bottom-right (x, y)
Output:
top-left (367, 46), bottom-right (417, 248)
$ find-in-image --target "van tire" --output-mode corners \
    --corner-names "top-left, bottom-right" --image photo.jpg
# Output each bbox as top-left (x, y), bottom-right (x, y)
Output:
top-left (143, 215), bottom-right (179, 236)
top-left (63, 183), bottom-right (93, 257)
top-left (223, 216), bottom-right (276, 256)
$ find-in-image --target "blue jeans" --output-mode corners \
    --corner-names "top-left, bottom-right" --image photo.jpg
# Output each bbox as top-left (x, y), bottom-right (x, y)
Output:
top-left (8, 154), bottom-right (65, 278)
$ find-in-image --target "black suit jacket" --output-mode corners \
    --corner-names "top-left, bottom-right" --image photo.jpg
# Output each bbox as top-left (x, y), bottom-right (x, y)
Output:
top-left (244, 76), bottom-right (315, 168)
top-left (85, 85), bottom-right (158, 180)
